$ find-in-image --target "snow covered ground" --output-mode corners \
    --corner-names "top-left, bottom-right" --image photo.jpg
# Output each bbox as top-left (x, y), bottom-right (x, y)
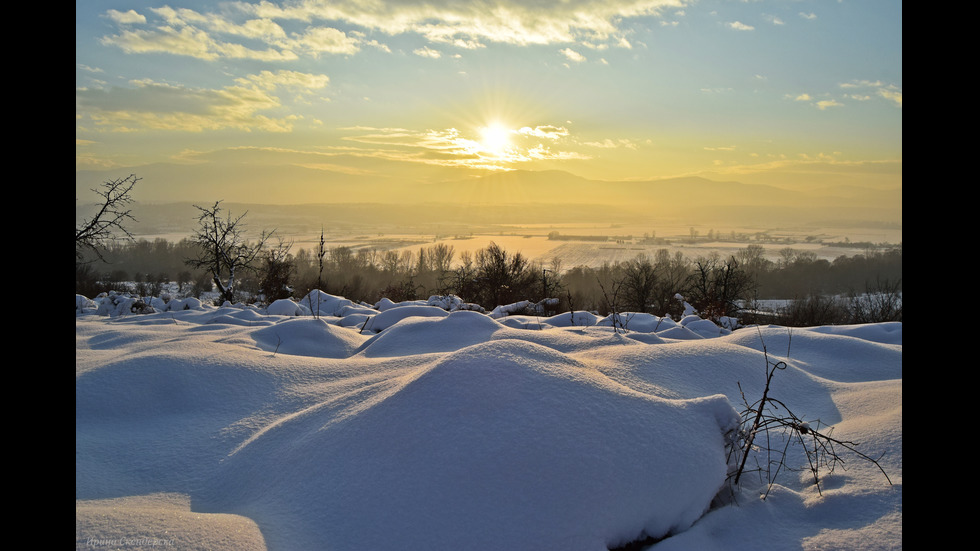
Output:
top-left (76, 291), bottom-right (902, 550)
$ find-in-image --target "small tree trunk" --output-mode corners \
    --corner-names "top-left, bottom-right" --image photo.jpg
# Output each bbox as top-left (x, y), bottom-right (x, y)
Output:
top-left (213, 276), bottom-right (233, 304)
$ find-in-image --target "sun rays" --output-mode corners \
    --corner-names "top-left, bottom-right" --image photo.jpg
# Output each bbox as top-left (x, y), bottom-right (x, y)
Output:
top-left (477, 122), bottom-right (515, 156)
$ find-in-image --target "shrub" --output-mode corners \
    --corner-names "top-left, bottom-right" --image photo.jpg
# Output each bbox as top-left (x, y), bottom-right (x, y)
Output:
top-left (779, 294), bottom-right (851, 326)
top-left (849, 277), bottom-right (902, 323)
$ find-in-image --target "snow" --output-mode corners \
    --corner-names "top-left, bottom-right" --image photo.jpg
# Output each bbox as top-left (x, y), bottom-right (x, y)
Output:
top-left (76, 292), bottom-right (901, 550)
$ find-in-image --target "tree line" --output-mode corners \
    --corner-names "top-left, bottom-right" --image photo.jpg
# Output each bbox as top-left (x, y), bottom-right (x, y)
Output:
top-left (76, 178), bottom-right (901, 325)
top-left (76, 227), bottom-right (902, 325)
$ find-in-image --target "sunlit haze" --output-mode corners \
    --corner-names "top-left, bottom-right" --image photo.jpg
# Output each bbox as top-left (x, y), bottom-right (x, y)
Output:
top-left (76, 0), bottom-right (901, 223)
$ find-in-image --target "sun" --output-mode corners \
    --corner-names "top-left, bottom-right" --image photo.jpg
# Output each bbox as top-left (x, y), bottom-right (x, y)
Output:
top-left (478, 122), bottom-right (514, 154)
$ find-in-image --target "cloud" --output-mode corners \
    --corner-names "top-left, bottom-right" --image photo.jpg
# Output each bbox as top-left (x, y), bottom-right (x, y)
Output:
top-left (98, 1), bottom-right (694, 62)
top-left (583, 138), bottom-right (638, 149)
top-left (237, 70), bottom-right (330, 92)
top-left (414, 46), bottom-right (442, 58)
top-left (216, 1), bottom-right (689, 51)
top-left (840, 80), bottom-right (902, 108)
top-left (102, 6), bottom-right (357, 60)
top-left (293, 27), bottom-right (362, 56)
top-left (877, 88), bottom-right (902, 107)
top-left (560, 48), bottom-right (586, 62)
top-left (102, 25), bottom-right (298, 61)
top-left (450, 38), bottom-right (485, 49)
top-left (526, 144), bottom-right (591, 161)
top-left (75, 70), bottom-right (329, 133)
top-left (727, 21), bottom-right (754, 31)
top-left (839, 80), bottom-right (883, 89)
top-left (518, 126), bottom-right (570, 140)
top-left (75, 153), bottom-right (123, 169)
top-left (789, 93), bottom-right (844, 110)
top-left (799, 12), bottom-right (817, 20)
top-left (106, 9), bottom-right (146, 24)
top-left (790, 79), bottom-right (902, 111)
top-left (340, 122), bottom-right (589, 170)
top-left (816, 99), bottom-right (843, 110)
top-left (207, 15), bottom-right (289, 42)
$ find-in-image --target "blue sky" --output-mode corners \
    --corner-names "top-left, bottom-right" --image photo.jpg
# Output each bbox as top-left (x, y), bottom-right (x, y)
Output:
top-left (76, 1), bottom-right (902, 201)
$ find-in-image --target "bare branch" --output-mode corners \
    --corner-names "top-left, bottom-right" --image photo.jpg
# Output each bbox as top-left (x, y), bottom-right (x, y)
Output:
top-left (184, 201), bottom-right (273, 304)
top-left (75, 174), bottom-right (141, 262)
top-left (727, 328), bottom-right (892, 500)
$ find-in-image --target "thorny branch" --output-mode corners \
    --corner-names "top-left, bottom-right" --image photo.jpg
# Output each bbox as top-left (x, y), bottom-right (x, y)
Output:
top-left (726, 327), bottom-right (892, 500)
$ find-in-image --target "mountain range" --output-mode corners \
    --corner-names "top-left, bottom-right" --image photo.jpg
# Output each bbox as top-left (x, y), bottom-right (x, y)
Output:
top-left (76, 165), bottom-right (901, 230)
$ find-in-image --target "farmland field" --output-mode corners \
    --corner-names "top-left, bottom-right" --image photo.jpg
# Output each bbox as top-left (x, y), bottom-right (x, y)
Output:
top-left (228, 222), bottom-right (902, 270)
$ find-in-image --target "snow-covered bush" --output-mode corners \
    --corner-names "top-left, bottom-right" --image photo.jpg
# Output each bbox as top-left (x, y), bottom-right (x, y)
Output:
top-left (76, 294), bottom-right (97, 313)
top-left (167, 297), bottom-right (203, 311)
top-left (681, 314), bottom-right (731, 337)
top-left (426, 294), bottom-right (485, 313)
top-left (303, 290), bottom-right (355, 318)
top-left (267, 298), bottom-right (303, 316)
top-left (489, 298), bottom-right (558, 319)
top-left (150, 296), bottom-right (169, 312)
top-left (93, 292), bottom-right (156, 317)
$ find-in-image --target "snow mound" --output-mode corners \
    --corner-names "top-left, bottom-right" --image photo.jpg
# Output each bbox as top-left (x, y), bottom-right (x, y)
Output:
top-left (300, 290), bottom-right (356, 317)
top-left (252, 318), bottom-right (368, 358)
top-left (361, 304), bottom-right (450, 333)
top-left (497, 315), bottom-right (552, 329)
top-left (356, 310), bottom-right (503, 357)
top-left (808, 321), bottom-right (903, 345)
top-left (724, 325), bottom-right (903, 384)
top-left (266, 298), bottom-right (303, 316)
top-left (596, 312), bottom-right (677, 333)
top-left (201, 339), bottom-right (739, 551)
top-left (76, 296), bottom-right (902, 550)
top-left (544, 310), bottom-right (600, 327)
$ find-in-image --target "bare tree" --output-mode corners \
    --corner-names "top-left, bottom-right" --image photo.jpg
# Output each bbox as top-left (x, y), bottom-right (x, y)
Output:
top-left (429, 243), bottom-right (455, 274)
top-left (379, 250), bottom-right (401, 274)
top-left (619, 254), bottom-right (658, 312)
top-left (474, 242), bottom-right (536, 307)
top-left (184, 201), bottom-right (272, 304)
top-left (849, 277), bottom-right (902, 323)
top-left (258, 237), bottom-right (295, 302)
top-left (688, 254), bottom-right (756, 320)
top-left (75, 174), bottom-right (141, 262)
top-left (652, 249), bottom-right (690, 318)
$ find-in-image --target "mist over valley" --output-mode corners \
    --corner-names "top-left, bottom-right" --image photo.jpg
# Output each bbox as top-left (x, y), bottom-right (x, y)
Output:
top-left (77, 168), bottom-right (900, 269)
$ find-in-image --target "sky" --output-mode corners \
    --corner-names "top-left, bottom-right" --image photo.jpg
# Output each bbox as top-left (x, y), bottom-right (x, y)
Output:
top-left (76, 1), bottom-right (903, 200)
top-left (77, 290), bottom-right (902, 550)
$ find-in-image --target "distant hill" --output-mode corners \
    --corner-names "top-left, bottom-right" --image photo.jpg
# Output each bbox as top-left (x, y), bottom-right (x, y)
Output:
top-left (77, 167), bottom-right (901, 229)
top-left (422, 171), bottom-right (809, 207)
top-left (418, 170), bottom-right (900, 222)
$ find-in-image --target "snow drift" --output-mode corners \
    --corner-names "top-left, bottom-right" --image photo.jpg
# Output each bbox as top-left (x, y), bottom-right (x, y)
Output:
top-left (76, 293), bottom-right (902, 550)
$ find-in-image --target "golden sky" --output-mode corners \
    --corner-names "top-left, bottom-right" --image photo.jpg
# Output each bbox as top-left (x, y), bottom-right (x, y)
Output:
top-left (76, 1), bottom-right (902, 202)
